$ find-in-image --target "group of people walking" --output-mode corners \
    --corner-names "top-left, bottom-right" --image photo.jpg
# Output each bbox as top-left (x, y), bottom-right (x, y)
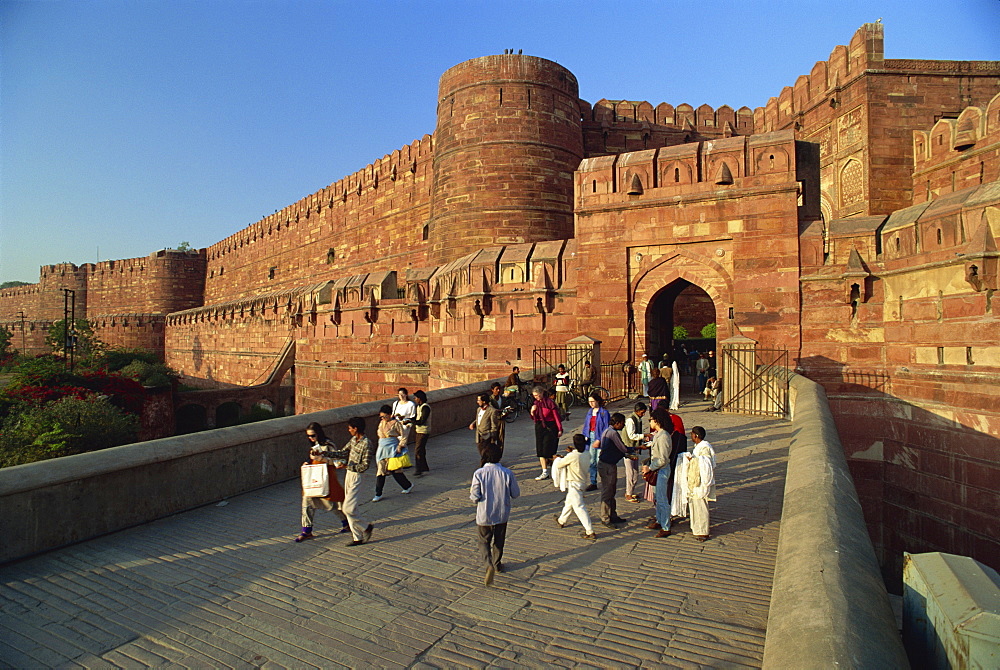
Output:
top-left (293, 379), bottom-right (718, 591)
top-left (294, 387), bottom-right (432, 545)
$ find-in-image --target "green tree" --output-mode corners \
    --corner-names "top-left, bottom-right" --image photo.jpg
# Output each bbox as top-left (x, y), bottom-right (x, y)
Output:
top-left (176, 241), bottom-right (192, 251)
top-left (673, 325), bottom-right (689, 340)
top-left (701, 323), bottom-right (717, 339)
top-left (46, 319), bottom-right (103, 360)
top-left (0, 280), bottom-right (31, 290)
top-left (0, 324), bottom-right (12, 357)
top-left (0, 394), bottom-right (138, 468)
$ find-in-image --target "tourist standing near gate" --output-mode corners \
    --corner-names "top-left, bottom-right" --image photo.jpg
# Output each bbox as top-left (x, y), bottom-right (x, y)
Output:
top-left (669, 357), bottom-right (681, 411)
top-left (295, 422), bottom-right (348, 542)
top-left (596, 413), bottom-right (630, 529)
top-left (642, 409), bottom-right (674, 538)
top-left (674, 426), bottom-right (716, 541)
top-left (470, 443), bottom-right (520, 586)
top-left (554, 364), bottom-right (571, 416)
top-left (334, 417), bottom-right (375, 546)
top-left (638, 354), bottom-right (654, 397)
top-left (470, 393), bottom-right (504, 457)
top-left (621, 403), bottom-right (649, 502)
top-left (695, 353), bottom-right (711, 393)
top-left (412, 390), bottom-right (431, 476)
top-left (391, 388), bottom-right (416, 446)
top-left (646, 366), bottom-right (668, 412)
top-left (529, 386), bottom-right (562, 480)
top-left (580, 392), bottom-right (610, 491)
top-left (372, 405), bottom-right (413, 502)
top-left (552, 434), bottom-right (595, 539)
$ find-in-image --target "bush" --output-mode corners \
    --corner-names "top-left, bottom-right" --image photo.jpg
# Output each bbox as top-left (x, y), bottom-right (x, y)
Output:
top-left (673, 325), bottom-right (689, 340)
top-left (96, 347), bottom-right (177, 389)
top-left (701, 323), bottom-right (717, 339)
top-left (0, 394), bottom-right (138, 468)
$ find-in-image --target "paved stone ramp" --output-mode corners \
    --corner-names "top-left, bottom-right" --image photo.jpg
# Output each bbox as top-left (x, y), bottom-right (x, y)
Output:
top-left (0, 397), bottom-right (790, 668)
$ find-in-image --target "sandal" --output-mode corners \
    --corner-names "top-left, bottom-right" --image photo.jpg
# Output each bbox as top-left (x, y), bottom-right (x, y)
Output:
top-left (294, 532), bottom-right (314, 543)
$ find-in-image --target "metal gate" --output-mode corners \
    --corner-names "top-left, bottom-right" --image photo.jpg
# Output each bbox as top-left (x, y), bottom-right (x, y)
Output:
top-left (532, 344), bottom-right (596, 387)
top-left (721, 343), bottom-right (789, 417)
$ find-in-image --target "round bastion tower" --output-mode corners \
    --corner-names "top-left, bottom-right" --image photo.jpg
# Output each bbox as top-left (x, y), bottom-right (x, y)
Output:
top-left (427, 54), bottom-right (584, 266)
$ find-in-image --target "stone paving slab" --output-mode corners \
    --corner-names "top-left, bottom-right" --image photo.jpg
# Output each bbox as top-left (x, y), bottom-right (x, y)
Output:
top-left (0, 395), bottom-right (790, 668)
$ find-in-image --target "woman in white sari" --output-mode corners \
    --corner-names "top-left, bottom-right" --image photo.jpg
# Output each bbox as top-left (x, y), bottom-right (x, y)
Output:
top-left (669, 358), bottom-right (681, 410)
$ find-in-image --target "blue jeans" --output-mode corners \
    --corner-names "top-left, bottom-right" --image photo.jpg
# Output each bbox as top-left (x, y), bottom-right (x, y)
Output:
top-left (588, 430), bottom-right (599, 484)
top-left (655, 467), bottom-right (672, 530)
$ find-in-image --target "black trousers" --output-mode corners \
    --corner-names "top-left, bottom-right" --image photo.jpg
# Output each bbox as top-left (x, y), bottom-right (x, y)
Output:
top-left (477, 523), bottom-right (507, 568)
top-left (375, 470), bottom-right (411, 496)
top-left (414, 433), bottom-right (430, 473)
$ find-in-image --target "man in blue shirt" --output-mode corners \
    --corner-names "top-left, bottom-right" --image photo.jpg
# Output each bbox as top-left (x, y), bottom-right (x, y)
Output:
top-left (470, 444), bottom-right (520, 586)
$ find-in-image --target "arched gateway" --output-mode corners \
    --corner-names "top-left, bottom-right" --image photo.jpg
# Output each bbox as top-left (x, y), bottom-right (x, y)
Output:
top-left (629, 254), bottom-right (731, 372)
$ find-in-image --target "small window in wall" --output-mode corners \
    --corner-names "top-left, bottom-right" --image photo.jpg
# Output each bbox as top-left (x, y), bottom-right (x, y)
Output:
top-left (967, 347), bottom-right (975, 365)
top-left (937, 229), bottom-right (942, 245)
top-left (422, 224), bottom-right (429, 241)
top-left (326, 248), bottom-right (335, 264)
top-left (674, 168), bottom-right (680, 182)
top-left (516, 347), bottom-right (521, 359)
top-left (592, 180), bottom-right (597, 193)
top-left (483, 348), bottom-right (488, 360)
top-left (937, 347), bottom-right (945, 365)
top-left (269, 267), bottom-right (276, 280)
top-left (895, 237), bottom-right (901, 252)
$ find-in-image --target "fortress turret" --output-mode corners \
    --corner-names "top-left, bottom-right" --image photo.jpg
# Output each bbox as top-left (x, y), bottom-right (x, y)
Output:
top-left (427, 54), bottom-right (584, 266)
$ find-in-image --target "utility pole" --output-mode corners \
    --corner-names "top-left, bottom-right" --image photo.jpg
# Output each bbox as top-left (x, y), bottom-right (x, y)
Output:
top-left (62, 289), bottom-right (76, 372)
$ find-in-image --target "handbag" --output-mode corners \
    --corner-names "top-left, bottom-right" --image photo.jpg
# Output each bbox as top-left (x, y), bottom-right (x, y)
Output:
top-left (301, 463), bottom-right (329, 497)
top-left (642, 468), bottom-right (658, 485)
top-left (387, 451), bottom-right (412, 471)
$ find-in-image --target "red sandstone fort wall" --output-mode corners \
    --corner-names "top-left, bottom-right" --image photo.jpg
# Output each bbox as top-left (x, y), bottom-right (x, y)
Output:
top-left (755, 23), bottom-right (1000, 222)
top-left (574, 132), bottom-right (812, 358)
top-left (204, 136), bottom-right (435, 305)
top-left (796, 97), bottom-right (1000, 579)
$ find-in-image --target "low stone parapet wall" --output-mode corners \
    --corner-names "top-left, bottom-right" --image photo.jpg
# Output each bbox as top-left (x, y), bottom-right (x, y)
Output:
top-left (0, 380), bottom-right (494, 564)
top-left (762, 374), bottom-right (909, 668)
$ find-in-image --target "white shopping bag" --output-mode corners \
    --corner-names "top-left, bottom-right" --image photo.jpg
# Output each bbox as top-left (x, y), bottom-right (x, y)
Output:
top-left (301, 463), bottom-right (329, 497)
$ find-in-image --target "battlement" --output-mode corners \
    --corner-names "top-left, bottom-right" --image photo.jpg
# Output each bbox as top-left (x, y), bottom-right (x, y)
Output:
top-left (754, 23), bottom-right (885, 132)
top-left (576, 131), bottom-right (800, 203)
top-left (0, 283), bottom-right (40, 299)
top-left (206, 135), bottom-right (434, 264)
top-left (913, 92), bottom-right (1000, 202)
top-left (585, 99), bottom-right (754, 135)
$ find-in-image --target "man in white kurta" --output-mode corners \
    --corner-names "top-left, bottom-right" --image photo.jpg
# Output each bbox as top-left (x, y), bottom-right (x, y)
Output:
top-left (672, 426), bottom-right (716, 540)
top-left (552, 435), bottom-right (595, 538)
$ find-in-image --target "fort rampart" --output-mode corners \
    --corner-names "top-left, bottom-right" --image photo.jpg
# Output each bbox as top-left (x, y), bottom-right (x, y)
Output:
top-left (3, 24), bottom-right (998, 583)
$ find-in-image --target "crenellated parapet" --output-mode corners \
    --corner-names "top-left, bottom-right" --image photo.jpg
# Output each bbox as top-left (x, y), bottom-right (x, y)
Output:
top-left (913, 92), bottom-right (1000, 202)
top-left (754, 23), bottom-right (885, 133)
top-left (581, 98), bottom-right (754, 158)
top-left (206, 135), bottom-right (434, 266)
top-left (576, 130), bottom-right (804, 205)
top-left (202, 134), bottom-right (434, 305)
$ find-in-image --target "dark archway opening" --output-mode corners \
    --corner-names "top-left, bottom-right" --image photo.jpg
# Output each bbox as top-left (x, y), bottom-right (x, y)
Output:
top-left (216, 401), bottom-right (242, 428)
top-left (646, 279), bottom-right (717, 386)
top-left (175, 404), bottom-right (207, 435)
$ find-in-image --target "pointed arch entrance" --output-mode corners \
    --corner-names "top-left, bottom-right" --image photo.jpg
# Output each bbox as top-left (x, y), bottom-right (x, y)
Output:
top-left (645, 279), bottom-right (717, 361)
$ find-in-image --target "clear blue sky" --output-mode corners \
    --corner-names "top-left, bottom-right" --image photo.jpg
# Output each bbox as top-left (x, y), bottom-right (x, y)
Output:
top-left (2, 0), bottom-right (998, 283)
